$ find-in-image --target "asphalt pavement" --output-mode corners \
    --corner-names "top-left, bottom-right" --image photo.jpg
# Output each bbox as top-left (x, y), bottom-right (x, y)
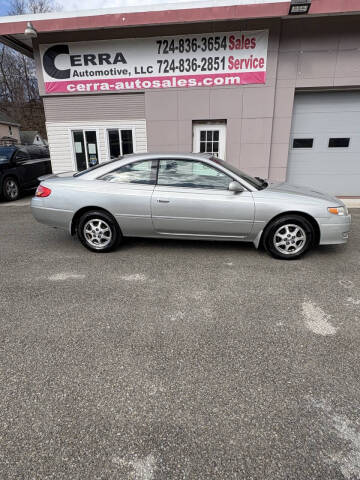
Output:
top-left (1, 200), bottom-right (360, 480)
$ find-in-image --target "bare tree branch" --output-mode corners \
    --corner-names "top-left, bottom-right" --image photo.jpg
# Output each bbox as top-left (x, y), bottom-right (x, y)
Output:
top-left (0, 0), bottom-right (62, 138)
top-left (28, 0), bottom-right (61, 13)
top-left (9, 0), bottom-right (61, 15)
top-left (8, 0), bottom-right (27, 15)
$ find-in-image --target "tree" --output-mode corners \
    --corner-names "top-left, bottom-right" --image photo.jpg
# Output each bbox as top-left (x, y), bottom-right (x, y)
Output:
top-left (0, 0), bottom-right (61, 139)
top-left (9, 0), bottom-right (61, 15)
top-left (8, 1), bottom-right (27, 15)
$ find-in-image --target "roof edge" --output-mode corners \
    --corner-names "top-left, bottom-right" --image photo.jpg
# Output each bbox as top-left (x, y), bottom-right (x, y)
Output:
top-left (0, 0), bottom-right (359, 49)
top-left (0, 2), bottom-right (289, 36)
top-left (0, 0), bottom-right (288, 23)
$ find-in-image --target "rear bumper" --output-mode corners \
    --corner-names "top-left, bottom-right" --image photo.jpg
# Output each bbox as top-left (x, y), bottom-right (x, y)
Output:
top-left (31, 197), bottom-right (73, 231)
top-left (318, 214), bottom-right (351, 245)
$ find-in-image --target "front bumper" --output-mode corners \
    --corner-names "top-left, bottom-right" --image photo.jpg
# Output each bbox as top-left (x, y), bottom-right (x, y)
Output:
top-left (318, 214), bottom-right (351, 245)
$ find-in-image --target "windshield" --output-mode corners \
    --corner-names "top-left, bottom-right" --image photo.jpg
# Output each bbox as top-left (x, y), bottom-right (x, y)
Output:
top-left (73, 157), bottom-right (122, 177)
top-left (210, 157), bottom-right (265, 189)
top-left (0, 147), bottom-right (15, 163)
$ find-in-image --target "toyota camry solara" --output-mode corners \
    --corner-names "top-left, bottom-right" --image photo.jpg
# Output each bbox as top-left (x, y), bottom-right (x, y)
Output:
top-left (31, 153), bottom-right (351, 260)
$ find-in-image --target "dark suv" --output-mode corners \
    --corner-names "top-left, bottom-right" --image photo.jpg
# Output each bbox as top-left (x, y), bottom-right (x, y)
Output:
top-left (0, 145), bottom-right (52, 201)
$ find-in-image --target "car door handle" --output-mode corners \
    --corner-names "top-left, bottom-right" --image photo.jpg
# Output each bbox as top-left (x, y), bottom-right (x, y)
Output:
top-left (158, 199), bottom-right (170, 203)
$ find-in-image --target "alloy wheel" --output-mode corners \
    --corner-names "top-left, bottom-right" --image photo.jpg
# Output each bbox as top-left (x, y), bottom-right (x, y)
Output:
top-left (5, 179), bottom-right (19, 200)
top-left (273, 224), bottom-right (306, 255)
top-left (83, 218), bottom-right (112, 249)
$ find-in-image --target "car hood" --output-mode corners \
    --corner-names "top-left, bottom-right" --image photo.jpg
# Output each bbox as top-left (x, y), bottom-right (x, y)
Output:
top-left (266, 182), bottom-right (343, 205)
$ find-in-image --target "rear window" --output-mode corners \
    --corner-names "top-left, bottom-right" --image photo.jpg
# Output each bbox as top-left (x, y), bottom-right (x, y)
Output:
top-left (14, 149), bottom-right (30, 161)
top-left (25, 146), bottom-right (47, 159)
top-left (42, 147), bottom-right (50, 158)
top-left (73, 157), bottom-right (122, 177)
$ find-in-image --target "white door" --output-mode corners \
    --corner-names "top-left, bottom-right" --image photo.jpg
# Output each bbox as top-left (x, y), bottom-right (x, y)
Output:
top-left (193, 123), bottom-right (226, 159)
top-left (287, 91), bottom-right (360, 196)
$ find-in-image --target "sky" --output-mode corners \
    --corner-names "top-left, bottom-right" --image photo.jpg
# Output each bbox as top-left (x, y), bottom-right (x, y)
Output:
top-left (0, 0), bottom-right (285, 16)
top-left (0, 0), bottom-right (213, 16)
top-left (0, 0), bottom-right (11, 16)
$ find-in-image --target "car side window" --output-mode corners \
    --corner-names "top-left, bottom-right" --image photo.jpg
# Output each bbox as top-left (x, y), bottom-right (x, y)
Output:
top-left (98, 160), bottom-right (157, 185)
top-left (157, 159), bottom-right (232, 190)
top-left (14, 150), bottom-right (30, 163)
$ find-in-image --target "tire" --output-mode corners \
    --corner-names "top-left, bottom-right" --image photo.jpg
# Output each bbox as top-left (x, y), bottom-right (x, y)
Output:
top-left (77, 210), bottom-right (122, 253)
top-left (263, 215), bottom-right (314, 260)
top-left (2, 176), bottom-right (20, 202)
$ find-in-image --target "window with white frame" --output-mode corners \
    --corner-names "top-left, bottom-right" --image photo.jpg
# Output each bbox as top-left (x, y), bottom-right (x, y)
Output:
top-left (72, 130), bottom-right (99, 171)
top-left (107, 129), bottom-right (134, 159)
top-left (193, 123), bottom-right (227, 159)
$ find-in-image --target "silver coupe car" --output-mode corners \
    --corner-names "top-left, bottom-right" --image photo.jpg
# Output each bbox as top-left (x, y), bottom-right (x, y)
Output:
top-left (31, 153), bottom-right (351, 260)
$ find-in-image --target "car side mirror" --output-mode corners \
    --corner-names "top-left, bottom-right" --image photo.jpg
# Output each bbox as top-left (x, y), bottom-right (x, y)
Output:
top-left (228, 181), bottom-right (244, 193)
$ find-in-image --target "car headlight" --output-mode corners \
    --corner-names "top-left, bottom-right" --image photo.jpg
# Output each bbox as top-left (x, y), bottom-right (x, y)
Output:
top-left (328, 206), bottom-right (348, 216)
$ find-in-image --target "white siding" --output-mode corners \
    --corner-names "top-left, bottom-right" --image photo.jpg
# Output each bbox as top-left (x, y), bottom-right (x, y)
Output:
top-left (43, 94), bottom-right (145, 122)
top-left (46, 119), bottom-right (147, 173)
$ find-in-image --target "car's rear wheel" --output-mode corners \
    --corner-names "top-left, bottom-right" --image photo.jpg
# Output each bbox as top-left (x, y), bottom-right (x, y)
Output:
top-left (264, 215), bottom-right (314, 260)
top-left (77, 210), bottom-right (121, 252)
top-left (2, 177), bottom-right (20, 201)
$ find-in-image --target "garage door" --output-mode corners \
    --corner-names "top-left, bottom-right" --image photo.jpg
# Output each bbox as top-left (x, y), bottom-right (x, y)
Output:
top-left (287, 91), bottom-right (360, 196)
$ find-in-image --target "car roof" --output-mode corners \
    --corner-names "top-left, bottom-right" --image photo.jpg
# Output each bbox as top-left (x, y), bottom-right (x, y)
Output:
top-left (0, 144), bottom-right (47, 150)
top-left (69, 151), bottom-right (258, 192)
top-left (119, 152), bottom-right (214, 161)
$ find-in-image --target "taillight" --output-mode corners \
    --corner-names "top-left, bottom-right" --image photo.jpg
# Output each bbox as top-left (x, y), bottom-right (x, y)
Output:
top-left (35, 185), bottom-right (52, 197)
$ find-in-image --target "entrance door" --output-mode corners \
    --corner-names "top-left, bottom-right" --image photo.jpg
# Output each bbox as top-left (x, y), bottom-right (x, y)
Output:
top-left (151, 158), bottom-right (254, 238)
top-left (72, 130), bottom-right (99, 171)
top-left (193, 123), bottom-right (226, 159)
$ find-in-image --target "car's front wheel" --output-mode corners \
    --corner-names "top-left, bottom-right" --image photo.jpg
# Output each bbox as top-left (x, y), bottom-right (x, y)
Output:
top-left (264, 215), bottom-right (314, 260)
top-left (2, 176), bottom-right (20, 201)
top-left (77, 210), bottom-right (121, 252)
